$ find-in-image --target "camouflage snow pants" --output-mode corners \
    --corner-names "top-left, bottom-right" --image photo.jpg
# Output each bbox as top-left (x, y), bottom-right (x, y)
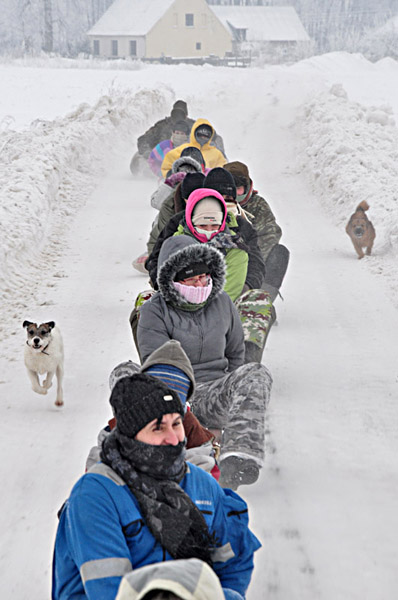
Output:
top-left (190, 363), bottom-right (272, 466)
top-left (234, 289), bottom-right (274, 349)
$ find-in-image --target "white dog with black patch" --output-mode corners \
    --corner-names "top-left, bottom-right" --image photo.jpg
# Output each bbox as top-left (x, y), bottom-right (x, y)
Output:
top-left (23, 320), bottom-right (64, 407)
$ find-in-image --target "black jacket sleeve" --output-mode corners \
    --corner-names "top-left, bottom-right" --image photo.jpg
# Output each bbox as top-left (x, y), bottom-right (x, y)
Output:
top-left (145, 212), bottom-right (185, 288)
top-left (236, 217), bottom-right (265, 290)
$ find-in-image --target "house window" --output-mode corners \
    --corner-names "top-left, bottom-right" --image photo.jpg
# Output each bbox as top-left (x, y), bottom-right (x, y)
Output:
top-left (111, 40), bottom-right (118, 56)
top-left (129, 40), bottom-right (137, 56)
top-left (236, 28), bottom-right (247, 42)
top-left (93, 40), bottom-right (100, 56)
top-left (196, 42), bottom-right (201, 50)
top-left (185, 13), bottom-right (194, 27)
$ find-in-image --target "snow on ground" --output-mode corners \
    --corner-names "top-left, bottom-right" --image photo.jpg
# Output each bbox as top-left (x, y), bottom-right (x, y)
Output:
top-left (296, 81), bottom-right (398, 305)
top-left (1, 53), bottom-right (398, 599)
top-left (0, 85), bottom-right (174, 339)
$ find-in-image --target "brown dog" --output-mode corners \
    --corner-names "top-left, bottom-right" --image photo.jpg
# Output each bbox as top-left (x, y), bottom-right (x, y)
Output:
top-left (345, 201), bottom-right (376, 259)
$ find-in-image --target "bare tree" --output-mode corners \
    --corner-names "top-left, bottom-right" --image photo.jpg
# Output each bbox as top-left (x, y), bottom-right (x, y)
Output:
top-left (43, 0), bottom-right (53, 52)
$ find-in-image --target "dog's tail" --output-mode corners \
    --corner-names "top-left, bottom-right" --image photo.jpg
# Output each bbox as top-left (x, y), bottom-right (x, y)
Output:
top-left (356, 200), bottom-right (370, 212)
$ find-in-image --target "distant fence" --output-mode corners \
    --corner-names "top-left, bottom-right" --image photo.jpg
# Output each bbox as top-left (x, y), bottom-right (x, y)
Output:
top-left (141, 54), bottom-right (251, 68)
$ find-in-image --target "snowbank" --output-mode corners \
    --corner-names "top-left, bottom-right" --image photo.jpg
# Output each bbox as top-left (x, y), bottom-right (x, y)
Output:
top-left (296, 83), bottom-right (398, 255)
top-left (0, 86), bottom-right (173, 335)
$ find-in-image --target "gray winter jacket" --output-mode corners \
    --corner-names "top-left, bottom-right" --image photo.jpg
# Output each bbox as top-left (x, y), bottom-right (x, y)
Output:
top-left (137, 235), bottom-right (245, 383)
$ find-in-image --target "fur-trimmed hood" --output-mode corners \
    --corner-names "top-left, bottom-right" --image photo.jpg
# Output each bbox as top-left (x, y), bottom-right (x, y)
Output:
top-left (171, 155), bottom-right (202, 174)
top-left (157, 235), bottom-right (226, 307)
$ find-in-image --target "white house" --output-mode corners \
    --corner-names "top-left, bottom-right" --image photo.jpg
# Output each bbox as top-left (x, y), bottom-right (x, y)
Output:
top-left (211, 5), bottom-right (311, 50)
top-left (87, 0), bottom-right (232, 60)
top-left (87, 0), bottom-right (310, 61)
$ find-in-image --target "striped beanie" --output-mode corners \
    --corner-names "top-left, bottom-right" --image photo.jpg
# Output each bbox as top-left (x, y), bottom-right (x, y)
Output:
top-left (145, 364), bottom-right (191, 408)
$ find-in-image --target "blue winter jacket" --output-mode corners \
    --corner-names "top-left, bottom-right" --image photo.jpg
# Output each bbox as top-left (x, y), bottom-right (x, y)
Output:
top-left (52, 462), bottom-right (261, 600)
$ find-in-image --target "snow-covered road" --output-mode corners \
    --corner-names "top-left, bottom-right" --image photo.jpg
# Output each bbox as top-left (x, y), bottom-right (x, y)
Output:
top-left (1, 55), bottom-right (398, 599)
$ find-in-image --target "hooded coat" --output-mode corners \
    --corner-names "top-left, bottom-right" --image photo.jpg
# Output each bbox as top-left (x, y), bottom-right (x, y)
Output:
top-left (161, 119), bottom-right (226, 178)
top-left (145, 192), bottom-right (265, 301)
top-left (138, 236), bottom-right (245, 383)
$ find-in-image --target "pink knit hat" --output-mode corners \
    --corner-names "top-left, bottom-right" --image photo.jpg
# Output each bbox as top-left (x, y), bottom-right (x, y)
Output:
top-left (185, 188), bottom-right (227, 243)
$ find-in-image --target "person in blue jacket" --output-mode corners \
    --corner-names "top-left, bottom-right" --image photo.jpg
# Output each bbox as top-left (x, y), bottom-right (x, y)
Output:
top-left (52, 373), bottom-right (261, 600)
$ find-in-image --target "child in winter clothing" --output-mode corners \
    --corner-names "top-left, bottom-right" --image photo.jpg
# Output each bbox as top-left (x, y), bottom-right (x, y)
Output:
top-left (86, 340), bottom-right (220, 480)
top-left (52, 373), bottom-right (261, 600)
top-left (137, 236), bottom-right (273, 489)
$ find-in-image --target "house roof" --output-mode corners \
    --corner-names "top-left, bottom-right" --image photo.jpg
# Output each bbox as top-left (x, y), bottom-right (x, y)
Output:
top-left (87, 0), bottom-right (175, 36)
top-left (211, 6), bottom-right (311, 43)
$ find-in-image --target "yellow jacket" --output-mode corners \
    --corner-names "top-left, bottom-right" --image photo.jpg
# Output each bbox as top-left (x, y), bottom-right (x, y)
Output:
top-left (161, 118), bottom-right (226, 178)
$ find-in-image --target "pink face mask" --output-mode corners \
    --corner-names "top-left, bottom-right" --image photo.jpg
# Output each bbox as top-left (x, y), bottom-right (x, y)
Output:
top-left (173, 277), bottom-right (213, 304)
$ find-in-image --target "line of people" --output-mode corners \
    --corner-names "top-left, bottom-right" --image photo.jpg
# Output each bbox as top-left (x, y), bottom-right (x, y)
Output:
top-left (52, 341), bottom-right (261, 600)
top-left (130, 99), bottom-right (290, 481)
top-left (51, 100), bottom-right (290, 600)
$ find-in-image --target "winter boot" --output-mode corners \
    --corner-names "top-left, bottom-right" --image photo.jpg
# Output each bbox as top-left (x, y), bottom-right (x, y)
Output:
top-left (262, 244), bottom-right (290, 299)
top-left (219, 456), bottom-right (260, 490)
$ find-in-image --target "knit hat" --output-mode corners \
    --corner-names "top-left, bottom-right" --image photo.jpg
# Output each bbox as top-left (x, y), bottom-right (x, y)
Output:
top-left (110, 373), bottom-right (184, 438)
top-left (180, 146), bottom-right (205, 169)
top-left (192, 197), bottom-right (224, 226)
top-left (174, 262), bottom-right (208, 282)
top-left (194, 124), bottom-right (212, 141)
top-left (145, 364), bottom-right (191, 407)
top-left (170, 108), bottom-right (186, 123)
top-left (180, 172), bottom-right (205, 200)
top-left (223, 161), bottom-right (250, 189)
top-left (203, 168), bottom-right (237, 200)
top-left (109, 360), bottom-right (192, 407)
top-left (172, 119), bottom-right (190, 135)
top-left (173, 100), bottom-right (188, 116)
top-left (171, 155), bottom-right (202, 175)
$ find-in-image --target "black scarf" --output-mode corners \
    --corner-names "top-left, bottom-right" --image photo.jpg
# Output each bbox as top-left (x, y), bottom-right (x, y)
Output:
top-left (100, 430), bottom-right (215, 564)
